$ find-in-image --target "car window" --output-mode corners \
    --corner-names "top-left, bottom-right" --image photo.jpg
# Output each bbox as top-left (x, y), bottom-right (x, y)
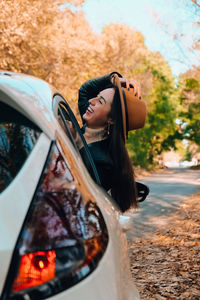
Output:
top-left (53, 94), bottom-right (101, 185)
top-left (0, 101), bottom-right (41, 193)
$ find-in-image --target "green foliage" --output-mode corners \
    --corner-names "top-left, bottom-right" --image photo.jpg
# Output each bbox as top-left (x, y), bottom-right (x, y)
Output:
top-left (178, 70), bottom-right (200, 146)
top-left (185, 78), bottom-right (199, 90)
top-left (127, 66), bottom-right (179, 168)
top-left (2, 0), bottom-right (199, 169)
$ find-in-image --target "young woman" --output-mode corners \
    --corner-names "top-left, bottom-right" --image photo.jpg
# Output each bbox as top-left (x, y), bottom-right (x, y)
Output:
top-left (76, 72), bottom-right (148, 212)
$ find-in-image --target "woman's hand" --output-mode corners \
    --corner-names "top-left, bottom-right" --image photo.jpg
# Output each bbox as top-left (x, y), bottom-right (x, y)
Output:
top-left (119, 78), bottom-right (142, 99)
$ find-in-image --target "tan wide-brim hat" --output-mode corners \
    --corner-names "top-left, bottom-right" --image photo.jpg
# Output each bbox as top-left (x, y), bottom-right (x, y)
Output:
top-left (112, 74), bottom-right (147, 141)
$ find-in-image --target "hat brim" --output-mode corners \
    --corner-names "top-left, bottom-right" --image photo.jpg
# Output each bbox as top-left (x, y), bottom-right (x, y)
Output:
top-left (112, 74), bottom-right (127, 141)
top-left (112, 74), bottom-right (147, 141)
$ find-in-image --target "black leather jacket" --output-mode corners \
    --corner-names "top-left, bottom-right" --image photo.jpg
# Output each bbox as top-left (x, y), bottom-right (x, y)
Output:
top-left (78, 72), bottom-right (149, 201)
top-left (78, 72), bottom-right (121, 191)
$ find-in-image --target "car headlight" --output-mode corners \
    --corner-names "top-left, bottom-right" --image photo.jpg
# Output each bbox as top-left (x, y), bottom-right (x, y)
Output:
top-left (3, 142), bottom-right (108, 300)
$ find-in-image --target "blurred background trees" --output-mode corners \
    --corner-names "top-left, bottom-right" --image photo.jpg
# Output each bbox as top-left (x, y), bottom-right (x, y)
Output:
top-left (154, 0), bottom-right (200, 167)
top-left (0, 0), bottom-right (199, 168)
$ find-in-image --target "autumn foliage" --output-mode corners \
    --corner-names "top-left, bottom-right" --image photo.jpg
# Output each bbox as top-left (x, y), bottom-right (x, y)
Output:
top-left (129, 191), bottom-right (200, 299)
top-left (0, 0), bottom-right (199, 168)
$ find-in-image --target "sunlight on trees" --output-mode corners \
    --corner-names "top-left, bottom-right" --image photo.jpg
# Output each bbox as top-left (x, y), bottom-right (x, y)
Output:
top-left (0, 0), bottom-right (199, 168)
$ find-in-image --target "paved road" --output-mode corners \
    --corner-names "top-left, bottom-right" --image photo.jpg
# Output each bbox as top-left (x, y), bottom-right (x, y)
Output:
top-left (127, 168), bottom-right (200, 238)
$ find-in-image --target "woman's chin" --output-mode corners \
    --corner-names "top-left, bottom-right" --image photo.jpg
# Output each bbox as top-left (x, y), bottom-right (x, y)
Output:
top-left (83, 114), bottom-right (90, 125)
top-left (83, 113), bottom-right (88, 120)
top-left (83, 112), bottom-right (93, 122)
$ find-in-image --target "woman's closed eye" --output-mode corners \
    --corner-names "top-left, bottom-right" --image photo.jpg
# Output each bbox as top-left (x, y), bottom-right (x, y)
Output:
top-left (97, 95), bottom-right (106, 104)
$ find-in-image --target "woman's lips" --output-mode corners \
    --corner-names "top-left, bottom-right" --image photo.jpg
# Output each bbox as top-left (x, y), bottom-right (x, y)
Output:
top-left (86, 110), bottom-right (91, 115)
top-left (87, 106), bottom-right (94, 114)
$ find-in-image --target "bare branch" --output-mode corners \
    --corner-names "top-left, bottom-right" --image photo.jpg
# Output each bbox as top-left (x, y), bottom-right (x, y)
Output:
top-left (191, 0), bottom-right (200, 8)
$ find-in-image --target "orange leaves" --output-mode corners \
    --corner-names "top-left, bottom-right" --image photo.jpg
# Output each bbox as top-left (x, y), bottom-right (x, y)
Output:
top-left (129, 190), bottom-right (200, 299)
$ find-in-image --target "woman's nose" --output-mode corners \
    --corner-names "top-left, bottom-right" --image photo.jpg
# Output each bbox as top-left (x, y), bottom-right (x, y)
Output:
top-left (89, 98), bottom-right (96, 105)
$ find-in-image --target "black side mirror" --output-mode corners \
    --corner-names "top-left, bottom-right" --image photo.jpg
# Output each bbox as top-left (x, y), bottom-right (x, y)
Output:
top-left (136, 181), bottom-right (149, 202)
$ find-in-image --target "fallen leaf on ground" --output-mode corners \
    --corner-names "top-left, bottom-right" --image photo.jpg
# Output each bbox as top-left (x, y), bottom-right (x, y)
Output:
top-left (129, 190), bottom-right (200, 300)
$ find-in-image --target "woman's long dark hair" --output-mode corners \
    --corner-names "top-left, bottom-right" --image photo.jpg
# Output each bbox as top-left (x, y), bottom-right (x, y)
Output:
top-left (108, 86), bottom-right (138, 212)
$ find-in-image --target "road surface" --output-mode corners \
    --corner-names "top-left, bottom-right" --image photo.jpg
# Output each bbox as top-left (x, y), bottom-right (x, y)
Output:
top-left (127, 168), bottom-right (200, 238)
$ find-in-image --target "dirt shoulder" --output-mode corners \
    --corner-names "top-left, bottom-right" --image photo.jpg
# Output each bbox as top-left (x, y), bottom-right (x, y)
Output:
top-left (129, 190), bottom-right (200, 300)
top-left (134, 166), bottom-right (167, 180)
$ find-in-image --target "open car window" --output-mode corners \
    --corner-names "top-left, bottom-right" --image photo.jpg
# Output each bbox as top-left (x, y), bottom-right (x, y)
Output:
top-left (53, 94), bottom-right (101, 185)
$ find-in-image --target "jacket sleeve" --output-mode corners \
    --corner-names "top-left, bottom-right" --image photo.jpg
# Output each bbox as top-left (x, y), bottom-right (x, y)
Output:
top-left (78, 72), bottom-right (122, 123)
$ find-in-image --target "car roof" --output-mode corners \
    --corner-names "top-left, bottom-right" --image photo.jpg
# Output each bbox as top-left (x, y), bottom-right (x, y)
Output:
top-left (0, 71), bottom-right (58, 139)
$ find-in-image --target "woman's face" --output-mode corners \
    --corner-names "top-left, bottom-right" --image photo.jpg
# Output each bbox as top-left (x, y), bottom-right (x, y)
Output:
top-left (83, 88), bottom-right (114, 129)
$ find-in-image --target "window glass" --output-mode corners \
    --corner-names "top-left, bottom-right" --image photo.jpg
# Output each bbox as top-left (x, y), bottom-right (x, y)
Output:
top-left (0, 101), bottom-right (41, 193)
top-left (57, 102), bottom-right (79, 151)
top-left (53, 95), bottom-right (101, 185)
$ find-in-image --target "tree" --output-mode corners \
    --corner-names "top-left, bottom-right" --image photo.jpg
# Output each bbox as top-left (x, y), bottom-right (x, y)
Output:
top-left (127, 60), bottom-right (179, 168)
top-left (1, 1), bottom-right (182, 168)
top-left (178, 67), bottom-right (200, 145)
top-left (0, 0), bottom-right (100, 111)
top-left (0, 0), bottom-right (66, 76)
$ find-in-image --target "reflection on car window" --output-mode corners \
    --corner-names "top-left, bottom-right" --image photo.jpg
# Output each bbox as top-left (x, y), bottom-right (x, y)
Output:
top-left (0, 101), bottom-right (41, 193)
top-left (53, 95), bottom-right (101, 185)
top-left (57, 102), bottom-right (79, 151)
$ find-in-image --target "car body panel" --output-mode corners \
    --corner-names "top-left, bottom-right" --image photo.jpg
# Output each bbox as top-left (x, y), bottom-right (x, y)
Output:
top-left (0, 71), bottom-right (56, 140)
top-left (46, 238), bottom-right (139, 300)
top-left (0, 72), bottom-right (140, 300)
top-left (0, 133), bottom-right (51, 293)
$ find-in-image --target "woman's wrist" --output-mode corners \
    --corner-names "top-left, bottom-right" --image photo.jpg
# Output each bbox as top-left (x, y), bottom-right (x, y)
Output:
top-left (109, 72), bottom-right (123, 84)
top-left (110, 74), bottom-right (115, 85)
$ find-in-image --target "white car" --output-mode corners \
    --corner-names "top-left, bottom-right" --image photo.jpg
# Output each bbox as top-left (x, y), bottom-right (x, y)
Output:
top-left (0, 71), bottom-right (139, 300)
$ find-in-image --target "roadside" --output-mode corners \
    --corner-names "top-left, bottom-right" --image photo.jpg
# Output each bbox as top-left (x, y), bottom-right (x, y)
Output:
top-left (127, 168), bottom-right (200, 238)
top-left (128, 190), bottom-right (200, 300)
top-left (134, 166), bottom-right (167, 180)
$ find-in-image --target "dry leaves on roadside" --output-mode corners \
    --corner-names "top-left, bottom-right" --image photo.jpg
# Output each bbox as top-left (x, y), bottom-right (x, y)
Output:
top-left (129, 191), bottom-right (200, 300)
